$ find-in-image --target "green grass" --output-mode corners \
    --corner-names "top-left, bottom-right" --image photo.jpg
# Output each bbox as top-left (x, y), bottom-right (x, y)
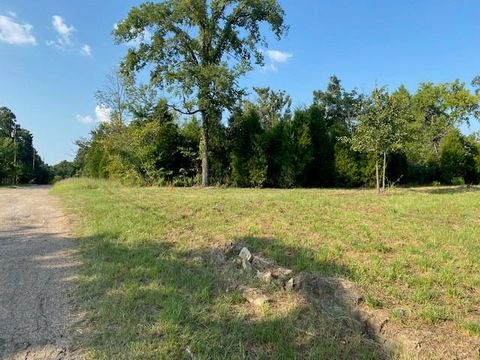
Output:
top-left (464, 321), bottom-right (480, 336)
top-left (52, 179), bottom-right (480, 359)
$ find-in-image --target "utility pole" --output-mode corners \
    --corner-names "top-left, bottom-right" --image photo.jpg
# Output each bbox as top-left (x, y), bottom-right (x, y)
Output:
top-left (31, 134), bottom-right (36, 171)
top-left (11, 124), bottom-right (19, 185)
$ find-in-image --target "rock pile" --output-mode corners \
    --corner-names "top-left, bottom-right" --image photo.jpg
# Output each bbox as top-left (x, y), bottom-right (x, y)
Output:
top-left (211, 242), bottom-right (399, 354)
top-left (221, 242), bottom-right (296, 291)
top-left (207, 242), bottom-right (480, 359)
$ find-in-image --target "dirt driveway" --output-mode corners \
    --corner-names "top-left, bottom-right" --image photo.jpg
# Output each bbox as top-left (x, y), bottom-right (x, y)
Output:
top-left (0, 186), bottom-right (77, 360)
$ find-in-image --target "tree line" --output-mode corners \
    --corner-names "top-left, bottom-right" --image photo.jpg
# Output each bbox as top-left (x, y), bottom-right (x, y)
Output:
top-left (72, 75), bottom-right (480, 188)
top-left (0, 107), bottom-right (52, 185)
top-left (70, 0), bottom-right (480, 189)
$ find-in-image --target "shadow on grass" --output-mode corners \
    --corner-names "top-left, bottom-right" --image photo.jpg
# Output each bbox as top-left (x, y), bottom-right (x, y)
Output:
top-left (71, 232), bottom-right (389, 359)
top-left (237, 235), bottom-right (352, 276)
top-left (413, 185), bottom-right (480, 195)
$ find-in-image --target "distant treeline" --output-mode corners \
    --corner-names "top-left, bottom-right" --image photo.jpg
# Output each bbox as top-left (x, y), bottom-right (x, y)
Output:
top-left (0, 107), bottom-right (52, 185)
top-left (71, 76), bottom-right (480, 188)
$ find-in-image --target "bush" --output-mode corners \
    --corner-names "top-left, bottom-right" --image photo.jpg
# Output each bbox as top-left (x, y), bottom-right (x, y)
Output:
top-left (440, 130), bottom-right (467, 184)
top-left (451, 177), bottom-right (465, 186)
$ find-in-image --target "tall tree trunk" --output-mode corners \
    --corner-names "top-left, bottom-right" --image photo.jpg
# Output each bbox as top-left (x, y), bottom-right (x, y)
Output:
top-left (375, 159), bottom-right (380, 193)
top-left (201, 112), bottom-right (209, 187)
top-left (382, 152), bottom-right (387, 192)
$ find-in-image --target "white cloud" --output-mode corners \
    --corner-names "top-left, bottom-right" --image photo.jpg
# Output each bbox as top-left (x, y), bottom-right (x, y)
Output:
top-left (266, 50), bottom-right (292, 63)
top-left (76, 114), bottom-right (94, 124)
top-left (0, 14), bottom-right (36, 45)
top-left (80, 44), bottom-right (92, 57)
top-left (95, 105), bottom-right (112, 123)
top-left (77, 106), bottom-right (112, 125)
top-left (48, 16), bottom-right (91, 58)
top-left (51, 15), bottom-right (75, 45)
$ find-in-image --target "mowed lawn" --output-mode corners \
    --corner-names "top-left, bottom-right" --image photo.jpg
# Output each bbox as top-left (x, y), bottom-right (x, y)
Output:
top-left (53, 179), bottom-right (480, 359)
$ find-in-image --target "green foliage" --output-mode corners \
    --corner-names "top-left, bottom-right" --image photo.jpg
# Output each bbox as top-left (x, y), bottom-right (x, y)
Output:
top-left (290, 106), bottom-right (335, 187)
top-left (313, 75), bottom-right (363, 137)
top-left (440, 130), bottom-right (467, 184)
top-left (334, 142), bottom-right (364, 187)
top-left (349, 87), bottom-right (409, 158)
top-left (75, 104), bottom-right (204, 186)
top-left (346, 87), bottom-right (411, 190)
top-left (229, 107), bottom-right (266, 187)
top-left (464, 134), bottom-right (480, 184)
top-left (254, 87), bottom-right (292, 128)
top-left (206, 120), bottom-right (230, 185)
top-left (75, 75), bottom-right (480, 188)
top-left (0, 107), bottom-right (16, 138)
top-left (0, 137), bottom-right (14, 182)
top-left (0, 106), bottom-right (52, 184)
top-left (114, 0), bottom-right (287, 186)
top-left (408, 81), bottom-right (479, 166)
top-left (313, 76), bottom-right (366, 187)
top-left (52, 161), bottom-right (77, 181)
top-left (263, 119), bottom-right (295, 188)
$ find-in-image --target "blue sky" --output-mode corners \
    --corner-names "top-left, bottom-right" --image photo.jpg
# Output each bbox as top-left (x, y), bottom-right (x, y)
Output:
top-left (0, 0), bottom-right (479, 164)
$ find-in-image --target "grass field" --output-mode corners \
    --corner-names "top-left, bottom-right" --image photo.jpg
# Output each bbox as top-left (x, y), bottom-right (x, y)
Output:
top-left (53, 179), bottom-right (480, 359)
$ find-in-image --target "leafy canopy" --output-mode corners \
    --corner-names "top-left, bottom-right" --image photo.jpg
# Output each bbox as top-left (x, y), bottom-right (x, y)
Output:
top-left (114, 0), bottom-right (287, 114)
top-left (348, 87), bottom-right (409, 158)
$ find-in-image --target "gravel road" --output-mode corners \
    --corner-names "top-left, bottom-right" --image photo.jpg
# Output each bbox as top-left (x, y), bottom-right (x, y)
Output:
top-left (0, 186), bottom-right (78, 360)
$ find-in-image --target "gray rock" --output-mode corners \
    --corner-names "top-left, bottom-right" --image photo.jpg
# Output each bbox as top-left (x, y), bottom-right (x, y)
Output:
top-left (251, 255), bottom-right (273, 271)
top-left (257, 271), bottom-right (273, 283)
top-left (241, 258), bottom-right (253, 272)
top-left (271, 267), bottom-right (293, 281)
top-left (285, 278), bottom-right (295, 292)
top-left (239, 247), bottom-right (253, 263)
top-left (234, 257), bottom-right (243, 266)
top-left (224, 242), bottom-right (246, 258)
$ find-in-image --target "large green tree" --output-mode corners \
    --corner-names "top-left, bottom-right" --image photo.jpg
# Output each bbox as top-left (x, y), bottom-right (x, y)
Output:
top-left (0, 107), bottom-right (16, 138)
top-left (0, 107), bottom-right (19, 183)
top-left (0, 137), bottom-right (14, 183)
top-left (254, 87), bottom-right (292, 128)
top-left (313, 75), bottom-right (363, 137)
top-left (290, 106), bottom-right (335, 187)
top-left (312, 76), bottom-right (364, 186)
top-left (252, 88), bottom-right (295, 187)
top-left (229, 106), bottom-right (265, 187)
top-left (0, 106), bottom-right (52, 184)
top-left (114, 0), bottom-right (287, 186)
top-left (412, 81), bottom-right (479, 159)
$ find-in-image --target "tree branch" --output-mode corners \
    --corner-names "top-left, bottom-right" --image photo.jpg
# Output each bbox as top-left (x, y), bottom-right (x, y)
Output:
top-left (167, 104), bottom-right (204, 115)
top-left (212, 2), bottom-right (247, 62)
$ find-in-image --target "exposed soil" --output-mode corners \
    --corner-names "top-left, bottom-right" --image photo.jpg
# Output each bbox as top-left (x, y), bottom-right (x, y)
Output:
top-left (0, 186), bottom-right (79, 360)
top-left (215, 242), bottom-right (480, 359)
